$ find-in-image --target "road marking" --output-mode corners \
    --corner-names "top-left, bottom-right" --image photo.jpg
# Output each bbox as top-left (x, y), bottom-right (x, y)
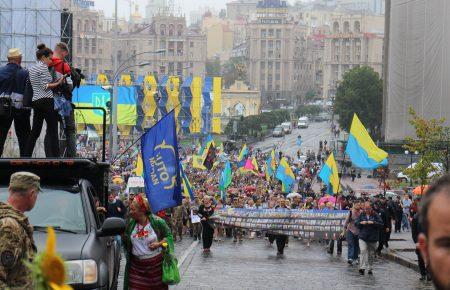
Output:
top-left (178, 240), bottom-right (199, 268)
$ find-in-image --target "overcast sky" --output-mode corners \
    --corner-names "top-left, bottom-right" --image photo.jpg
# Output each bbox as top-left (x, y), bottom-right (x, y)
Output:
top-left (94, 0), bottom-right (298, 23)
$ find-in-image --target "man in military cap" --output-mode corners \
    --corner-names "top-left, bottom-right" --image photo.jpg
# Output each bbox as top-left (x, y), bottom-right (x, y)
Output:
top-left (0, 171), bottom-right (40, 289)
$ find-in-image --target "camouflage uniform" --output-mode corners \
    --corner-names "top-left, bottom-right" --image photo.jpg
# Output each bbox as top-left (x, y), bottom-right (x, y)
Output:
top-left (0, 171), bottom-right (40, 289)
top-left (0, 202), bottom-right (36, 289)
top-left (171, 205), bottom-right (184, 241)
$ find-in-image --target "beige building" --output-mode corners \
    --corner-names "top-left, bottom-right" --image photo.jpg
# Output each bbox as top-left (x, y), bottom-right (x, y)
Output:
top-left (222, 80), bottom-right (261, 127)
top-left (202, 15), bottom-right (234, 62)
top-left (122, 14), bottom-right (207, 78)
top-left (246, 0), bottom-right (313, 108)
top-left (322, 14), bottom-right (384, 99)
top-left (226, 0), bottom-right (258, 21)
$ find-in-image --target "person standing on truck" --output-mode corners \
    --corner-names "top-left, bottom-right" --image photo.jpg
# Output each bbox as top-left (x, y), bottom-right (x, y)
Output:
top-left (0, 172), bottom-right (40, 289)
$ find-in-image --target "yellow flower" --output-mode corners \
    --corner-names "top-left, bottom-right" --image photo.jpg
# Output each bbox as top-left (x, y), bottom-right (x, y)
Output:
top-left (162, 242), bottom-right (168, 248)
top-left (49, 282), bottom-right (73, 290)
top-left (40, 227), bottom-right (70, 287)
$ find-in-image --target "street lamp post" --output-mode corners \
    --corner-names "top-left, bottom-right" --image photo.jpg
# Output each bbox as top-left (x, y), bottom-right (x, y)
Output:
top-left (108, 62), bottom-right (151, 161)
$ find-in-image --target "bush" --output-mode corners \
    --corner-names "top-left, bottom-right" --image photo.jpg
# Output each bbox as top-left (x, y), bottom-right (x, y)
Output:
top-left (225, 110), bottom-right (290, 137)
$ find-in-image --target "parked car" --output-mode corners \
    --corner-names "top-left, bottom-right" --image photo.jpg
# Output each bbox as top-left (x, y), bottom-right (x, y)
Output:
top-left (397, 162), bottom-right (444, 182)
top-left (272, 125), bottom-right (285, 137)
top-left (297, 117), bottom-right (309, 128)
top-left (0, 159), bottom-right (125, 290)
top-left (281, 122), bottom-right (293, 134)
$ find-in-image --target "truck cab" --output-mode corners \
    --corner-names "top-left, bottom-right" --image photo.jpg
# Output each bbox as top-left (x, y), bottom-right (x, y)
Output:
top-left (0, 159), bottom-right (125, 290)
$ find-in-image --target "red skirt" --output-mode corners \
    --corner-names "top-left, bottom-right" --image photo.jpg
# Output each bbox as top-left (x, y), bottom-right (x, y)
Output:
top-left (129, 253), bottom-right (168, 290)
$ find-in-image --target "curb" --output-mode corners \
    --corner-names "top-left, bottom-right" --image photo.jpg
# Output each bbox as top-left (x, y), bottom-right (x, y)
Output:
top-left (381, 250), bottom-right (419, 272)
top-left (177, 240), bottom-right (199, 268)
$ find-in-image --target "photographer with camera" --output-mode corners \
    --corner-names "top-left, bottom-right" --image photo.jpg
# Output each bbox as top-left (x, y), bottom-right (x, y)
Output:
top-left (0, 48), bottom-right (31, 157)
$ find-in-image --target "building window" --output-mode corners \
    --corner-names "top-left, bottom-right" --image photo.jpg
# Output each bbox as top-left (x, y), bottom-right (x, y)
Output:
top-left (268, 40), bottom-right (273, 49)
top-left (160, 24), bottom-right (166, 35)
top-left (77, 38), bottom-right (82, 53)
top-left (92, 21), bottom-right (97, 32)
top-left (190, 41), bottom-right (194, 48)
top-left (160, 40), bottom-right (166, 50)
top-left (77, 20), bottom-right (81, 31)
top-left (276, 29), bottom-right (281, 38)
top-left (269, 29), bottom-right (274, 37)
top-left (85, 58), bottom-right (89, 69)
top-left (260, 62), bottom-right (265, 69)
top-left (168, 62), bottom-right (174, 74)
top-left (275, 62), bottom-right (280, 71)
top-left (84, 39), bottom-right (89, 54)
top-left (177, 62), bottom-right (182, 75)
top-left (354, 21), bottom-right (361, 33)
top-left (84, 20), bottom-right (90, 32)
top-left (92, 38), bottom-right (96, 54)
top-left (169, 24), bottom-right (174, 36)
top-left (344, 21), bottom-right (350, 33)
top-left (333, 21), bottom-right (339, 34)
top-left (261, 29), bottom-right (266, 38)
top-left (177, 24), bottom-right (183, 36)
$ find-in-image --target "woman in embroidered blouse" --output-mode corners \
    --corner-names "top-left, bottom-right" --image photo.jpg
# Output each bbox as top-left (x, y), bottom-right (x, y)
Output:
top-left (122, 195), bottom-right (174, 290)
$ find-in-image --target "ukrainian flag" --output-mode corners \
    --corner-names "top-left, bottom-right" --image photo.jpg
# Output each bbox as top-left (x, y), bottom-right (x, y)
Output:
top-left (275, 157), bottom-right (295, 192)
top-left (180, 162), bottom-right (195, 200)
top-left (318, 153), bottom-right (340, 194)
top-left (270, 149), bottom-right (277, 172)
top-left (346, 114), bottom-right (388, 169)
top-left (72, 85), bottom-right (137, 125)
top-left (237, 144), bottom-right (248, 168)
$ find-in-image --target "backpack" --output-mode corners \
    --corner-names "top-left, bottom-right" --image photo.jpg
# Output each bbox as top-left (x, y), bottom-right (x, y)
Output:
top-left (68, 64), bottom-right (84, 90)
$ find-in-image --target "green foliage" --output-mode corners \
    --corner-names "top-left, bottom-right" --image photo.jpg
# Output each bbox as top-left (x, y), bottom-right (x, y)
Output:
top-left (404, 108), bottom-right (449, 185)
top-left (206, 58), bottom-right (221, 77)
top-left (295, 105), bottom-right (322, 118)
top-left (304, 90), bottom-right (317, 103)
top-left (334, 66), bottom-right (383, 139)
top-left (225, 110), bottom-right (290, 137)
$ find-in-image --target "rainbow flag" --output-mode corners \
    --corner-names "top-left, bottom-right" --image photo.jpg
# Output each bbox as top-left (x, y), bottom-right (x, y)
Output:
top-left (345, 114), bottom-right (388, 169)
top-left (318, 153), bottom-right (340, 194)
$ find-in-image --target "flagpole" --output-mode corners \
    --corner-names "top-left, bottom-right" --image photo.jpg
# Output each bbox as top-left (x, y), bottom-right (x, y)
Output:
top-left (111, 105), bottom-right (180, 165)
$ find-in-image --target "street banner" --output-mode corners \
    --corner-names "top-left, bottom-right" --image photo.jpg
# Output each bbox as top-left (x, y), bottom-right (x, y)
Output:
top-left (214, 208), bottom-right (348, 238)
top-left (141, 110), bottom-right (182, 212)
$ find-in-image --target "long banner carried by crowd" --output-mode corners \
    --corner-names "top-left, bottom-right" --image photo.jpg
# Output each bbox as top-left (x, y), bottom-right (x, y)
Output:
top-left (214, 209), bottom-right (349, 239)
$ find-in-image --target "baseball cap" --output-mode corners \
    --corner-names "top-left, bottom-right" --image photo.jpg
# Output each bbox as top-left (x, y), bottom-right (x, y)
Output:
top-left (9, 172), bottom-right (41, 192)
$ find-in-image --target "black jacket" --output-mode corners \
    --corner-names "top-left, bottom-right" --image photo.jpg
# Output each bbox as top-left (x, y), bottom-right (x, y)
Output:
top-left (411, 212), bottom-right (423, 243)
top-left (355, 213), bottom-right (384, 242)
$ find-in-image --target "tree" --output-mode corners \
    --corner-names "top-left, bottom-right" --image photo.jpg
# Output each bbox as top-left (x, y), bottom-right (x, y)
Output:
top-left (404, 108), bottom-right (450, 186)
top-left (334, 66), bottom-right (383, 139)
top-left (295, 105), bottom-right (322, 118)
top-left (206, 58), bottom-right (221, 77)
top-left (304, 90), bottom-right (317, 103)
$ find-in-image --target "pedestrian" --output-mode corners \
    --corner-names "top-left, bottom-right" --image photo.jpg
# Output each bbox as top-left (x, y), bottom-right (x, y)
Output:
top-left (171, 204), bottom-right (184, 242)
top-left (106, 191), bottom-right (126, 219)
top-left (274, 197), bottom-right (289, 255)
top-left (25, 43), bottom-right (64, 157)
top-left (393, 196), bottom-right (403, 232)
top-left (190, 199), bottom-right (202, 240)
top-left (401, 194), bottom-right (412, 231)
top-left (47, 42), bottom-right (76, 157)
top-left (411, 209), bottom-right (430, 281)
top-left (0, 172), bottom-right (40, 289)
top-left (343, 201), bottom-right (361, 265)
top-left (418, 174), bottom-right (450, 290)
top-left (0, 48), bottom-right (31, 157)
top-left (122, 195), bottom-right (174, 290)
top-left (351, 168), bottom-right (356, 182)
top-left (198, 195), bottom-right (215, 253)
top-left (355, 202), bottom-right (383, 275)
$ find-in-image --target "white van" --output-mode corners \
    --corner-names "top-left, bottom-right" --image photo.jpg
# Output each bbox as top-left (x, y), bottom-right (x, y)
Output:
top-left (297, 117), bottom-right (309, 128)
top-left (281, 122), bottom-right (293, 134)
top-left (125, 176), bottom-right (145, 195)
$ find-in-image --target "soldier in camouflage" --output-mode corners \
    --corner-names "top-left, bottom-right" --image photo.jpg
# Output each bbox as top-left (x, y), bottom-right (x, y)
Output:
top-left (0, 172), bottom-right (40, 289)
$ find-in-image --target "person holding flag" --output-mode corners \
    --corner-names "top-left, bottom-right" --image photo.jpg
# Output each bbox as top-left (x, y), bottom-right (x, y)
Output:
top-left (237, 144), bottom-right (248, 168)
top-left (318, 153), bottom-right (340, 195)
top-left (275, 157), bottom-right (296, 193)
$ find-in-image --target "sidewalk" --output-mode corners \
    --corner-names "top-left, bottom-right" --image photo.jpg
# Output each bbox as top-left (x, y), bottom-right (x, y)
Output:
top-left (382, 230), bottom-right (420, 272)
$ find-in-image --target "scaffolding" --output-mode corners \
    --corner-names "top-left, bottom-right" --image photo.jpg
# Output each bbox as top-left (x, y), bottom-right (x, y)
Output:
top-left (0, 0), bottom-right (62, 68)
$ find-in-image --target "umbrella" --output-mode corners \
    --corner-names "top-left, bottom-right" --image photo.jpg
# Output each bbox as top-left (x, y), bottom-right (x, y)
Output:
top-left (112, 177), bottom-right (124, 184)
top-left (228, 188), bottom-right (239, 193)
top-left (243, 186), bottom-right (256, 192)
top-left (286, 192), bottom-right (301, 199)
top-left (319, 195), bottom-right (336, 205)
top-left (413, 185), bottom-right (429, 195)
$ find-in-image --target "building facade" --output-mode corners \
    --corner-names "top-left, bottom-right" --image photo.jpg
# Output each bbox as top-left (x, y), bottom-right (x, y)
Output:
top-left (322, 14), bottom-right (384, 99)
top-left (246, 0), bottom-right (312, 108)
top-left (226, 0), bottom-right (258, 21)
top-left (202, 15), bottom-right (234, 62)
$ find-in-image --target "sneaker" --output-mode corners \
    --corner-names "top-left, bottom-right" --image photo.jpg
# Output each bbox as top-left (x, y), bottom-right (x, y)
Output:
top-left (347, 259), bottom-right (353, 265)
top-left (368, 270), bottom-right (373, 275)
top-left (359, 269), bottom-right (365, 275)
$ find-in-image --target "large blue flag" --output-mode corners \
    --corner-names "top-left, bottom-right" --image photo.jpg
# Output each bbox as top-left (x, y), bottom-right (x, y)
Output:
top-left (141, 110), bottom-right (182, 212)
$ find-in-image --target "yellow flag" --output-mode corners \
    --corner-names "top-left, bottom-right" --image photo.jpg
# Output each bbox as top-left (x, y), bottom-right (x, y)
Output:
top-left (135, 154), bottom-right (143, 176)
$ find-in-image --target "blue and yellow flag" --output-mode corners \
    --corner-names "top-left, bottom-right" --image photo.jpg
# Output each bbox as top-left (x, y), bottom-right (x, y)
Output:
top-left (219, 161), bottom-right (232, 191)
top-left (275, 157), bottom-right (295, 192)
top-left (318, 153), bottom-right (340, 194)
top-left (141, 110), bottom-right (182, 212)
top-left (346, 114), bottom-right (388, 169)
top-left (237, 144), bottom-right (248, 167)
top-left (135, 154), bottom-right (143, 177)
top-left (180, 162), bottom-right (195, 200)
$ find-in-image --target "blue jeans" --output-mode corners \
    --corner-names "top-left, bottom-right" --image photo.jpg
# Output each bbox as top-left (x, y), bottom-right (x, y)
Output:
top-left (401, 213), bottom-right (410, 230)
top-left (346, 231), bottom-right (359, 260)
